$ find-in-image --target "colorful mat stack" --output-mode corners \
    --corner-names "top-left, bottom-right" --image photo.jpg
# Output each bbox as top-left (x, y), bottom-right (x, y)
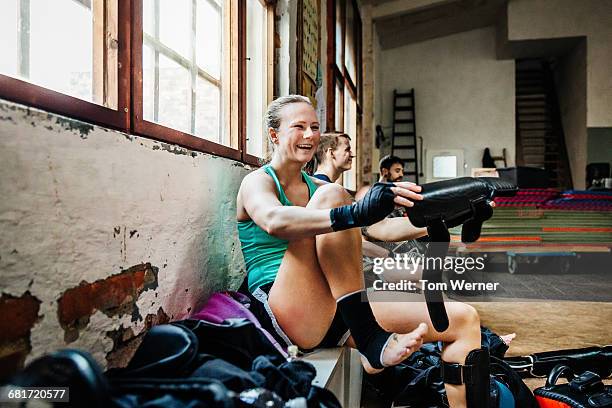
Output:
top-left (493, 188), bottom-right (559, 208)
top-left (541, 190), bottom-right (612, 211)
top-left (452, 189), bottom-right (612, 245)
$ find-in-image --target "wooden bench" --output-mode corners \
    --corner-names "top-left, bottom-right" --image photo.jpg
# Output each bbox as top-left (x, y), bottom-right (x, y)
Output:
top-left (303, 347), bottom-right (363, 407)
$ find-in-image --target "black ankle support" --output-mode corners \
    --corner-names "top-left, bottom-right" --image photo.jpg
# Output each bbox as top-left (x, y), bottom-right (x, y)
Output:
top-left (441, 348), bottom-right (491, 408)
top-left (336, 291), bottom-right (391, 369)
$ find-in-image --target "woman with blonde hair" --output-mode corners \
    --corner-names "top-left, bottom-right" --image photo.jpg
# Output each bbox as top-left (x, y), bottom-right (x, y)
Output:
top-left (236, 95), bottom-right (482, 408)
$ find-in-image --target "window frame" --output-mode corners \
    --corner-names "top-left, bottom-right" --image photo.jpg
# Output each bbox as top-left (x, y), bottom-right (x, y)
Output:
top-left (131, 0), bottom-right (240, 160)
top-left (0, 0), bottom-right (274, 165)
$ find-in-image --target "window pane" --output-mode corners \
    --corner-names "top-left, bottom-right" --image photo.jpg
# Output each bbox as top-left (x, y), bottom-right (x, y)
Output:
top-left (343, 90), bottom-right (357, 190)
top-left (345, 2), bottom-right (356, 82)
top-left (142, 44), bottom-right (156, 122)
top-left (196, 0), bottom-right (222, 79)
top-left (334, 81), bottom-right (343, 131)
top-left (159, 0), bottom-right (190, 60)
top-left (143, 0), bottom-right (227, 145)
top-left (195, 76), bottom-right (221, 142)
top-left (335, 0), bottom-right (343, 68)
top-left (30, 0), bottom-right (93, 102)
top-left (0, 0), bottom-right (19, 77)
top-left (143, 0), bottom-right (155, 36)
top-left (246, 0), bottom-right (267, 158)
top-left (1, 0), bottom-right (95, 103)
top-left (0, 0), bottom-right (118, 108)
top-left (157, 54), bottom-right (191, 134)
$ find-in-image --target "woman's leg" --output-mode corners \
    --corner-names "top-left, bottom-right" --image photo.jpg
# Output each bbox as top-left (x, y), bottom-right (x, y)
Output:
top-left (268, 183), bottom-right (427, 362)
top-left (366, 292), bottom-right (481, 408)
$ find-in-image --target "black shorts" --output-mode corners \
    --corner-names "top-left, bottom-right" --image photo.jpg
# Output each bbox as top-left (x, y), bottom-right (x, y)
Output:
top-left (238, 278), bottom-right (350, 351)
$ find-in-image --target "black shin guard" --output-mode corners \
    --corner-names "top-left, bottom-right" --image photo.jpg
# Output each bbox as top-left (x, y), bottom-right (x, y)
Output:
top-left (336, 290), bottom-right (392, 369)
top-left (442, 348), bottom-right (491, 408)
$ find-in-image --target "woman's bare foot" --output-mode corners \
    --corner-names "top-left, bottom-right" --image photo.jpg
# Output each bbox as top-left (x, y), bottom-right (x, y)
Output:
top-left (363, 323), bottom-right (429, 374)
top-left (500, 332), bottom-right (516, 345)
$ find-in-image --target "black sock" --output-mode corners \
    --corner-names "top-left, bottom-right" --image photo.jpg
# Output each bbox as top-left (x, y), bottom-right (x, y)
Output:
top-left (336, 290), bottom-right (392, 369)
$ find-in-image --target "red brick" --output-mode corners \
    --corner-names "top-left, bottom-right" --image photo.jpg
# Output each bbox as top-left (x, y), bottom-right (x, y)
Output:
top-left (0, 293), bottom-right (41, 343)
top-left (57, 263), bottom-right (157, 329)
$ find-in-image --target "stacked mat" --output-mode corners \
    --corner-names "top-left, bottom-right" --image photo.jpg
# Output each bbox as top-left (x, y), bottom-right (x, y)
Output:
top-left (476, 208), bottom-right (612, 244)
top-left (541, 190), bottom-right (612, 211)
top-left (493, 188), bottom-right (558, 208)
top-left (451, 189), bottom-right (612, 244)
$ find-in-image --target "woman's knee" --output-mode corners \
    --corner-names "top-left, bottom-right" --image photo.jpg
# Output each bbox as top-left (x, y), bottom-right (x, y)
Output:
top-left (308, 183), bottom-right (352, 209)
top-left (449, 302), bottom-right (480, 331)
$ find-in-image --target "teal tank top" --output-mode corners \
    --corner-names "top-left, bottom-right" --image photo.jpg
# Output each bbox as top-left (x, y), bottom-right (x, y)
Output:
top-left (238, 165), bottom-right (318, 292)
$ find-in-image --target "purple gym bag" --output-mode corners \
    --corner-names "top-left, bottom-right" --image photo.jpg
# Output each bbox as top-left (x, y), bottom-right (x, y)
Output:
top-left (190, 291), bottom-right (288, 358)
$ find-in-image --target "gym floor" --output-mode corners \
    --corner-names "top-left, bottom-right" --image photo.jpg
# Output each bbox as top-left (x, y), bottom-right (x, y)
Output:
top-left (476, 301), bottom-right (612, 390)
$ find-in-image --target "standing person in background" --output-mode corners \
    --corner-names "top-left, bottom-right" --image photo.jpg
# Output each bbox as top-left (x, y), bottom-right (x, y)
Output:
top-left (312, 133), bottom-right (354, 184)
top-left (356, 155), bottom-right (406, 203)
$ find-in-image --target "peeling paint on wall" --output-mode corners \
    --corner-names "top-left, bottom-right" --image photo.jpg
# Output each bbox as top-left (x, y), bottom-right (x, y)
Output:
top-left (57, 264), bottom-right (159, 343)
top-left (0, 292), bottom-right (42, 380)
top-left (53, 116), bottom-right (94, 139)
top-left (105, 307), bottom-right (169, 369)
top-left (0, 99), bottom-right (250, 375)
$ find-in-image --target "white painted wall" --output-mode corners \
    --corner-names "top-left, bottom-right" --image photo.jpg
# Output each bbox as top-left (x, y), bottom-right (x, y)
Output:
top-left (0, 100), bottom-right (249, 367)
top-left (379, 27), bottom-right (515, 182)
top-left (507, 0), bottom-right (612, 127)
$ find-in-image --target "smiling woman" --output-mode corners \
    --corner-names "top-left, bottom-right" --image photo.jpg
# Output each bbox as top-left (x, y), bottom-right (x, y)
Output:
top-left (235, 94), bottom-right (436, 371)
top-left (233, 95), bottom-right (489, 408)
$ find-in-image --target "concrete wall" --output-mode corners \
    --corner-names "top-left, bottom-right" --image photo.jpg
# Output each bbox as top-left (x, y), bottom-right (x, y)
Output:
top-left (555, 41), bottom-right (587, 189)
top-left (379, 27), bottom-right (515, 182)
top-left (507, 0), bottom-right (612, 127)
top-left (0, 100), bottom-right (249, 377)
top-left (587, 127), bottom-right (612, 169)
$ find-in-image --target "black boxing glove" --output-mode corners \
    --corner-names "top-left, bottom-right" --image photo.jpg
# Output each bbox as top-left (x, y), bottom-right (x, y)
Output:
top-left (407, 177), bottom-right (517, 243)
top-left (408, 177), bottom-right (517, 229)
top-left (461, 200), bottom-right (494, 242)
top-left (329, 182), bottom-right (396, 231)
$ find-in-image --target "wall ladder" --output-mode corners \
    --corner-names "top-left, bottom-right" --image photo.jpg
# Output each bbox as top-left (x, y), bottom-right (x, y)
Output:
top-left (391, 89), bottom-right (419, 183)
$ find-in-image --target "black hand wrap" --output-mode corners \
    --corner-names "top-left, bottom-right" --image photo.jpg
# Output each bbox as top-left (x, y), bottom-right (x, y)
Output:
top-left (329, 182), bottom-right (396, 231)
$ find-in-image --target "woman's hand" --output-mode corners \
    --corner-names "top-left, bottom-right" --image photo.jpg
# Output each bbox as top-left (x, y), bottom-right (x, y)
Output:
top-left (330, 182), bottom-right (423, 231)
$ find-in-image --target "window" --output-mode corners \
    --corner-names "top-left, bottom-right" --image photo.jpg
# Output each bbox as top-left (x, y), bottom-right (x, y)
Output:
top-left (0, 0), bottom-right (116, 107)
top-left (244, 0), bottom-right (273, 162)
top-left (327, 0), bottom-right (362, 187)
top-left (140, 0), bottom-right (224, 143)
top-left (0, 0), bottom-right (128, 128)
top-left (343, 88), bottom-right (357, 190)
top-left (0, 0), bottom-right (274, 164)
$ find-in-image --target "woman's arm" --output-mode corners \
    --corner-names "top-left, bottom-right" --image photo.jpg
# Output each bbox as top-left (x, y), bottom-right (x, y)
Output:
top-left (239, 172), bottom-right (334, 240)
top-left (361, 238), bottom-right (391, 258)
top-left (363, 216), bottom-right (428, 242)
top-left (239, 172), bottom-right (423, 240)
